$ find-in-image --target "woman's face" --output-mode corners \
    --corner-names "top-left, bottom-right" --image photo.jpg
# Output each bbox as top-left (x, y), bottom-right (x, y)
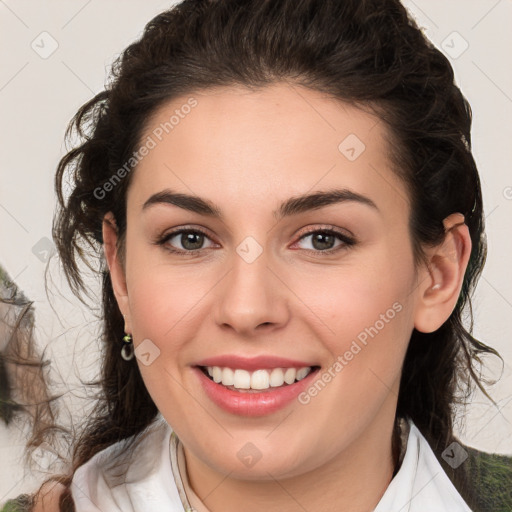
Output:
top-left (108, 83), bottom-right (431, 481)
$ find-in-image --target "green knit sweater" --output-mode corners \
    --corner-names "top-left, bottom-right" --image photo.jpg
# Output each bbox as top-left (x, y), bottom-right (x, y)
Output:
top-left (451, 447), bottom-right (512, 511)
top-left (1, 446), bottom-right (511, 512)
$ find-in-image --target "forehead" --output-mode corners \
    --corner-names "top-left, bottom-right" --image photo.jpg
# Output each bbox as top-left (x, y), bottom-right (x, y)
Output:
top-left (129, 83), bottom-right (409, 223)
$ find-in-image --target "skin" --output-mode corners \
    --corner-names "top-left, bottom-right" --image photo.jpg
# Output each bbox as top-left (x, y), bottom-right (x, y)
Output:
top-left (32, 482), bottom-right (65, 512)
top-left (102, 82), bottom-right (471, 512)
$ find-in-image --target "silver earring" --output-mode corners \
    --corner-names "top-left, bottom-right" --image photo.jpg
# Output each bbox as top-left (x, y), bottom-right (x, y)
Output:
top-left (121, 333), bottom-right (135, 361)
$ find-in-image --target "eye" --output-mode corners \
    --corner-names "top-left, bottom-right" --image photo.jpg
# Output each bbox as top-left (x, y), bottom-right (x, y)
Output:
top-left (293, 227), bottom-right (356, 254)
top-left (156, 227), bottom-right (217, 254)
top-left (155, 225), bottom-right (356, 256)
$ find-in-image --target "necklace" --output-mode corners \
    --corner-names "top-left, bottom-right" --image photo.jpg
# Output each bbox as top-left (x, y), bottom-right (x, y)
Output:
top-left (169, 431), bottom-right (198, 512)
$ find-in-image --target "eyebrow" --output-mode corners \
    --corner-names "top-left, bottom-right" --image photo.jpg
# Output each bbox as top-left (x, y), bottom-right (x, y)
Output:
top-left (142, 188), bottom-right (379, 220)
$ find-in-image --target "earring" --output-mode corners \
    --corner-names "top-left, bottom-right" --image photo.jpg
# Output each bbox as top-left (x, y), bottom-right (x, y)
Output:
top-left (121, 333), bottom-right (135, 361)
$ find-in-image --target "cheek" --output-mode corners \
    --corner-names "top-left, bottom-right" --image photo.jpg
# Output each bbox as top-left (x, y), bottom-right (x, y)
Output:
top-left (295, 274), bottom-right (413, 434)
top-left (299, 256), bottom-right (411, 342)
top-left (124, 268), bottom-right (195, 416)
top-left (128, 273), bottom-right (187, 333)
top-left (124, 233), bottom-right (210, 346)
top-left (290, 246), bottom-right (415, 389)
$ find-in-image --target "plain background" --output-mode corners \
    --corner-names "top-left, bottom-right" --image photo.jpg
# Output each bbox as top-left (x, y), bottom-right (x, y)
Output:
top-left (1, 0), bottom-right (511, 502)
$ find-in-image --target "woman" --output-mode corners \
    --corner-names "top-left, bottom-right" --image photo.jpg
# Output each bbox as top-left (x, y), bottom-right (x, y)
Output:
top-left (3, 0), bottom-right (511, 510)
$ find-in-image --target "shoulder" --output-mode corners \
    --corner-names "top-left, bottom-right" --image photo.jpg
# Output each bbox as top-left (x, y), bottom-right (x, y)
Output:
top-left (440, 441), bottom-right (512, 512)
top-left (2, 482), bottom-right (65, 512)
top-left (33, 482), bottom-right (65, 512)
top-left (2, 418), bottom-right (171, 512)
top-left (1, 495), bottom-right (32, 512)
top-left (405, 420), bottom-right (512, 511)
top-left (464, 446), bottom-right (512, 511)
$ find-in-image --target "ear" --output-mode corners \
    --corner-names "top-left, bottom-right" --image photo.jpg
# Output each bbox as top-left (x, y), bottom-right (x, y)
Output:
top-left (413, 213), bottom-right (472, 333)
top-left (102, 212), bottom-right (132, 333)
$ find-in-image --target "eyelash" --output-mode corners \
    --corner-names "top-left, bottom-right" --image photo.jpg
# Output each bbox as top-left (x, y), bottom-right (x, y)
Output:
top-left (155, 225), bottom-right (357, 256)
top-left (295, 226), bottom-right (357, 254)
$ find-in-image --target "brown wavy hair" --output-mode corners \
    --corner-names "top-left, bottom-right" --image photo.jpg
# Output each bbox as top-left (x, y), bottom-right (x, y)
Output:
top-left (29, 0), bottom-right (503, 509)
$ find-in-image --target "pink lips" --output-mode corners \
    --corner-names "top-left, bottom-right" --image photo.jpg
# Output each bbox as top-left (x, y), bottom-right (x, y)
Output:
top-left (192, 355), bottom-right (320, 417)
top-left (194, 354), bottom-right (317, 371)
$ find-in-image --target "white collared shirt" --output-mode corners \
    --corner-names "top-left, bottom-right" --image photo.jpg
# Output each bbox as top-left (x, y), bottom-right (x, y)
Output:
top-left (71, 415), bottom-right (473, 511)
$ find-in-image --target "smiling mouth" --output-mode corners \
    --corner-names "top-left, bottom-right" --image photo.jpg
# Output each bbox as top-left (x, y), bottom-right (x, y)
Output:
top-left (198, 365), bottom-right (321, 392)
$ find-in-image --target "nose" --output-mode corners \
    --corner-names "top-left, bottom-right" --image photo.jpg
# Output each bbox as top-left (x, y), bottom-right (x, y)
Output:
top-left (213, 249), bottom-right (290, 337)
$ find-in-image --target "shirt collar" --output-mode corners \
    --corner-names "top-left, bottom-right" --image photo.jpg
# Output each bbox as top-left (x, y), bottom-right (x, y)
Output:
top-left (71, 415), bottom-right (473, 512)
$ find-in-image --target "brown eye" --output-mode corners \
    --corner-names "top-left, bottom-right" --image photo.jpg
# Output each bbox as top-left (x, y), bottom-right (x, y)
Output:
top-left (295, 229), bottom-right (356, 254)
top-left (157, 228), bottom-right (216, 253)
top-left (309, 232), bottom-right (336, 251)
top-left (178, 231), bottom-right (205, 250)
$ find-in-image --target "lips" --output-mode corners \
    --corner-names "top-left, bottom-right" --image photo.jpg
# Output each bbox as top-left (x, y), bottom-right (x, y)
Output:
top-left (192, 355), bottom-right (321, 416)
top-left (193, 354), bottom-right (318, 371)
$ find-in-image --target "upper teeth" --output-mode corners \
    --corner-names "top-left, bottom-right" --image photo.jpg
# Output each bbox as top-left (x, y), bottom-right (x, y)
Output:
top-left (206, 366), bottom-right (312, 390)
